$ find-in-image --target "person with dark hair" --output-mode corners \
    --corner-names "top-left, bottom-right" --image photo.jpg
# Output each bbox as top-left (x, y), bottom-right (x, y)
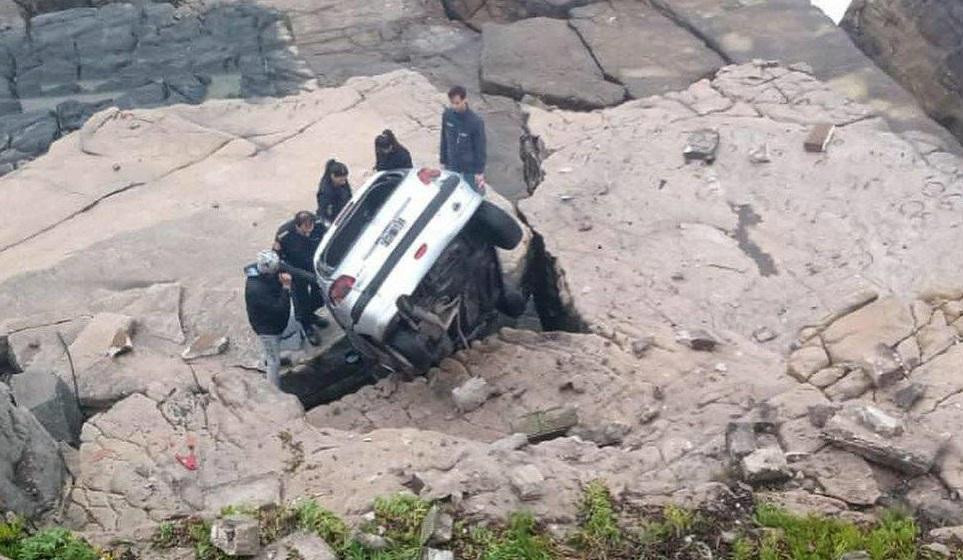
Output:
top-left (244, 250), bottom-right (291, 388)
top-left (316, 159), bottom-right (352, 226)
top-left (440, 85), bottom-right (486, 189)
top-left (274, 210), bottom-right (328, 345)
top-left (374, 129), bottom-right (413, 171)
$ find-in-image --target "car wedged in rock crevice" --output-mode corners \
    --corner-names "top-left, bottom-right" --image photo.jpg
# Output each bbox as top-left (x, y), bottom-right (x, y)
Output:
top-left (314, 168), bottom-right (526, 376)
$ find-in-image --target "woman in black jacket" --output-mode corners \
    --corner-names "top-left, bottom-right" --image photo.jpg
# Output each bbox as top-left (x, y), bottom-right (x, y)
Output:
top-left (374, 129), bottom-right (413, 171)
top-left (316, 159), bottom-right (351, 226)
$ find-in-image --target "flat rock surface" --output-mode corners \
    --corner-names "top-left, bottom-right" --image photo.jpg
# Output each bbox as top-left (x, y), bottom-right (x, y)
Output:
top-left (481, 17), bottom-right (626, 109)
top-left (519, 62), bottom-right (963, 346)
top-left (0, 71), bottom-right (482, 377)
top-left (570, 1), bottom-right (724, 99)
top-left (308, 327), bottom-right (791, 459)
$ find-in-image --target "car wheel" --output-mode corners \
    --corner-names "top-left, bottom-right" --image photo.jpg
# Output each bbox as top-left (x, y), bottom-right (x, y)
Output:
top-left (472, 200), bottom-right (523, 250)
top-left (387, 328), bottom-right (434, 372)
top-left (497, 286), bottom-right (528, 318)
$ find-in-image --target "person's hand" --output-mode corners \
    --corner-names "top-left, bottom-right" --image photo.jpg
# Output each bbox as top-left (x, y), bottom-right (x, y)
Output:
top-left (475, 173), bottom-right (485, 187)
top-left (279, 272), bottom-right (292, 289)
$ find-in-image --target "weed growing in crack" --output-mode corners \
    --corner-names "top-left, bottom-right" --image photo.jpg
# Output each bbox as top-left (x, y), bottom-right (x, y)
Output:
top-left (570, 479), bottom-right (623, 558)
top-left (294, 499), bottom-right (350, 552)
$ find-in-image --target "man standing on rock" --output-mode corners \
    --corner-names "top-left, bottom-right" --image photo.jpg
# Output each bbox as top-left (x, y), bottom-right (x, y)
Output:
top-left (244, 250), bottom-right (292, 389)
top-left (274, 210), bottom-right (328, 346)
top-left (440, 85), bottom-right (487, 189)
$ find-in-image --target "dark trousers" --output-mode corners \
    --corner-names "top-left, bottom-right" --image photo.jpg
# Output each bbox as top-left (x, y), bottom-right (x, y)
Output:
top-left (292, 278), bottom-right (324, 331)
top-left (458, 171), bottom-right (477, 190)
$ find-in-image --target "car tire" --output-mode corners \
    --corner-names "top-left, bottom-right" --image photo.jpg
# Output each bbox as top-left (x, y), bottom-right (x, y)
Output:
top-left (387, 328), bottom-right (434, 372)
top-left (472, 200), bottom-right (523, 250)
top-left (497, 286), bottom-right (528, 318)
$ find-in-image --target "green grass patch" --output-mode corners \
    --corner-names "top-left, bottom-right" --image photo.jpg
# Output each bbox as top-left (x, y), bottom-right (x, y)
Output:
top-left (752, 504), bottom-right (920, 560)
top-left (569, 480), bottom-right (623, 558)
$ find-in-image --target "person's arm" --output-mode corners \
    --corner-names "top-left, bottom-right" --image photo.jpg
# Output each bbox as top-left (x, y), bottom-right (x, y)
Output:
top-left (474, 116), bottom-right (487, 176)
top-left (439, 113), bottom-right (448, 167)
top-left (279, 260), bottom-right (318, 285)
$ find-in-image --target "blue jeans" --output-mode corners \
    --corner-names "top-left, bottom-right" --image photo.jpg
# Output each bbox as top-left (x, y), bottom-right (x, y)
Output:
top-left (459, 172), bottom-right (477, 190)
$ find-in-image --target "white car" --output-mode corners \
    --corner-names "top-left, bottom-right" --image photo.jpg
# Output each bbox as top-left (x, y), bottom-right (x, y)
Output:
top-left (313, 168), bottom-right (525, 375)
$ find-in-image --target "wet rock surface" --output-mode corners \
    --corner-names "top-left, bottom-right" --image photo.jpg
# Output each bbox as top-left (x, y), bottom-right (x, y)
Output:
top-left (842, 0), bottom-right (963, 145)
top-left (0, 2), bottom-right (313, 174)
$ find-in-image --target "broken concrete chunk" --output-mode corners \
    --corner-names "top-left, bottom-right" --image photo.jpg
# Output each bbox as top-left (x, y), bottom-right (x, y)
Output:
top-left (807, 404), bottom-right (839, 429)
top-left (452, 377), bottom-right (495, 413)
top-left (682, 129), bottom-right (719, 163)
top-left (822, 404), bottom-right (948, 474)
top-left (896, 336), bottom-right (921, 371)
top-left (943, 301), bottom-right (963, 323)
top-left (509, 464), bottom-right (545, 500)
top-left (808, 366), bottom-right (847, 389)
top-left (675, 328), bottom-right (718, 351)
top-left (355, 532), bottom-right (391, 551)
top-left (488, 433), bottom-right (529, 454)
top-left (922, 543), bottom-right (951, 558)
top-left (854, 405), bottom-right (904, 437)
top-left (824, 369), bottom-right (872, 402)
top-left (893, 382), bottom-right (925, 410)
top-left (571, 422), bottom-right (630, 447)
top-left (787, 345), bottom-right (829, 381)
top-left (181, 333), bottom-right (230, 361)
top-left (928, 525), bottom-right (963, 546)
top-left (726, 422), bottom-right (757, 461)
top-left (210, 516), bottom-right (260, 556)
top-left (839, 552), bottom-right (870, 560)
top-left (256, 531), bottom-right (337, 560)
top-left (419, 505), bottom-right (453, 546)
top-left (862, 343), bottom-right (903, 388)
top-left (752, 326), bottom-right (777, 342)
top-left (804, 123), bottom-right (835, 153)
top-left (70, 313), bottom-right (135, 367)
top-left (511, 406), bottom-right (578, 442)
top-left (422, 549), bottom-right (454, 560)
top-left (741, 446), bottom-right (791, 483)
top-left (630, 336), bottom-right (653, 356)
top-left (749, 143), bottom-right (771, 164)
top-left (107, 327), bottom-right (133, 358)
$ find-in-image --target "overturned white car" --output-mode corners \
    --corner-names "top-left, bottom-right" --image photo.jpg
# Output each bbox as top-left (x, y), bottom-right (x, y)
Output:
top-left (313, 168), bottom-right (526, 375)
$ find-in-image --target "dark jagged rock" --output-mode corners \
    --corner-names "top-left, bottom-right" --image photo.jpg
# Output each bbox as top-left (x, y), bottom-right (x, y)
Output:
top-left (842, 0), bottom-right (963, 145)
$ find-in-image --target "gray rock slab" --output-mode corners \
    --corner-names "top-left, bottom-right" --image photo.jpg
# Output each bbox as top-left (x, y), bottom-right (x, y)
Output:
top-left (823, 404), bottom-right (948, 475)
top-left (842, 0), bottom-right (963, 145)
top-left (0, 383), bottom-right (66, 517)
top-left (570, 1), bottom-right (723, 98)
top-left (480, 18), bottom-right (625, 109)
top-left (9, 368), bottom-right (82, 445)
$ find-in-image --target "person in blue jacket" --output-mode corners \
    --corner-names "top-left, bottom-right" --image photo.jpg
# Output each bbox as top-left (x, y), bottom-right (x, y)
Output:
top-left (439, 85), bottom-right (486, 189)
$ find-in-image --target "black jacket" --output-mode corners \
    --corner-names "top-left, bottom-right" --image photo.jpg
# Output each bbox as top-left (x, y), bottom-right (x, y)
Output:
top-left (244, 265), bottom-right (290, 335)
top-left (375, 145), bottom-right (413, 171)
top-left (274, 218), bottom-right (324, 273)
top-left (316, 178), bottom-right (352, 225)
top-left (439, 107), bottom-right (486, 174)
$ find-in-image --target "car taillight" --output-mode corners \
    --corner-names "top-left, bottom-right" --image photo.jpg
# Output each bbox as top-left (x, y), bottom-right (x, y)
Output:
top-left (414, 243), bottom-right (427, 260)
top-left (328, 275), bottom-right (355, 305)
top-left (417, 168), bottom-right (441, 184)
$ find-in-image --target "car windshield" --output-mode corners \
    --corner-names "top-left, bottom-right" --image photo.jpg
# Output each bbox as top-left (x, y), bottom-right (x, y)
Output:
top-left (321, 171), bottom-right (406, 269)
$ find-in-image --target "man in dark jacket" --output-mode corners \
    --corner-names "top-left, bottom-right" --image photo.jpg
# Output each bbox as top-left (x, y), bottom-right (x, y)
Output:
top-left (244, 250), bottom-right (291, 388)
top-left (439, 85), bottom-right (486, 189)
top-left (274, 211), bottom-right (328, 345)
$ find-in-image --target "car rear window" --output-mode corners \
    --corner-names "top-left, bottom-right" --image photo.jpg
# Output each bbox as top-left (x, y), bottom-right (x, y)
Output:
top-left (322, 171), bottom-right (406, 269)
